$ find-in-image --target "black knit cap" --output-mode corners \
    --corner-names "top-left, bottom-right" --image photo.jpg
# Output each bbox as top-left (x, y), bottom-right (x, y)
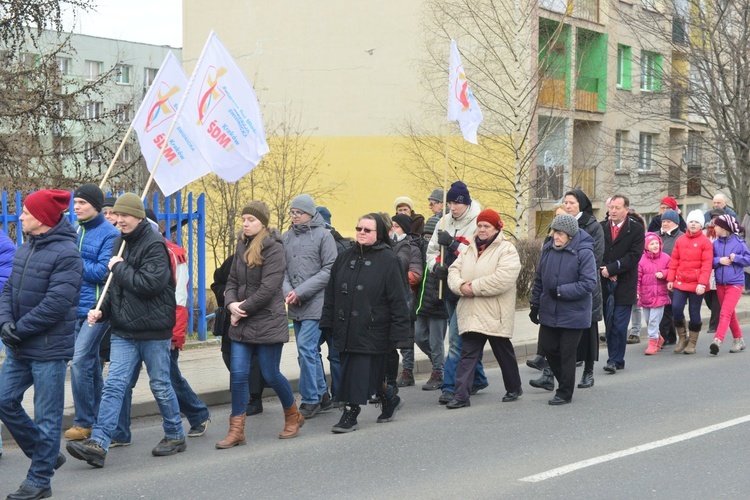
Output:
top-left (391, 213), bottom-right (412, 234)
top-left (102, 196), bottom-right (117, 209)
top-left (74, 183), bottom-right (104, 212)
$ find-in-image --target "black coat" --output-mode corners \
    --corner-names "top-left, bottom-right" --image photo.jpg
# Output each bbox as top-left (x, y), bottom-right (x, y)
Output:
top-left (416, 268), bottom-right (448, 319)
top-left (101, 219), bottom-right (176, 340)
top-left (320, 241), bottom-right (411, 354)
top-left (601, 216), bottom-right (645, 306)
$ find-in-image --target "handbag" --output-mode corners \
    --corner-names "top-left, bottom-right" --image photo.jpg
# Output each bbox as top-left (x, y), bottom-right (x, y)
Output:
top-left (212, 306), bottom-right (229, 337)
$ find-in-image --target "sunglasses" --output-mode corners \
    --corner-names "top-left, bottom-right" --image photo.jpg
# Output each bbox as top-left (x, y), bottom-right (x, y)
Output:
top-left (355, 226), bottom-right (376, 234)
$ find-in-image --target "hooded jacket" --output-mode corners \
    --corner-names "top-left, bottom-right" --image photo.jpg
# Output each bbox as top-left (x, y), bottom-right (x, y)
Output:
top-left (637, 234), bottom-right (671, 308)
top-left (0, 216), bottom-right (82, 361)
top-left (712, 234), bottom-right (750, 286)
top-left (226, 229), bottom-right (290, 345)
top-left (76, 212), bottom-right (119, 316)
top-left (282, 212), bottom-right (338, 321)
top-left (666, 229), bottom-right (713, 292)
top-left (531, 229), bottom-right (597, 330)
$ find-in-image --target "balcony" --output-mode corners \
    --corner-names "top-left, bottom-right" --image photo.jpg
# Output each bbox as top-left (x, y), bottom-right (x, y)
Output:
top-left (539, 71), bottom-right (567, 109)
top-left (687, 166), bottom-right (702, 196)
top-left (572, 167), bottom-right (596, 198)
top-left (575, 76), bottom-right (600, 112)
top-left (535, 164), bottom-right (565, 200)
top-left (539, 0), bottom-right (599, 22)
top-left (670, 90), bottom-right (687, 120)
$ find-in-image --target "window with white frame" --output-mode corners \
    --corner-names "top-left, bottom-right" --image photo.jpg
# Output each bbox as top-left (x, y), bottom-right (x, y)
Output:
top-left (640, 51), bottom-right (660, 92)
top-left (615, 131), bottom-right (624, 172)
top-left (121, 145), bottom-right (132, 163)
top-left (56, 57), bottom-right (71, 76)
top-left (85, 60), bottom-right (102, 81)
top-left (638, 133), bottom-right (655, 172)
top-left (85, 101), bottom-right (102, 119)
top-left (84, 141), bottom-right (100, 163)
top-left (115, 64), bottom-right (131, 84)
top-left (115, 103), bottom-right (130, 124)
top-left (686, 131), bottom-right (702, 167)
top-left (144, 67), bottom-right (158, 90)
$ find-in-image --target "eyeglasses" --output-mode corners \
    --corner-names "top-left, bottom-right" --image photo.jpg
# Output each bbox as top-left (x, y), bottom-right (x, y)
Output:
top-left (355, 227), bottom-right (375, 234)
top-left (428, 201), bottom-right (441, 206)
top-left (289, 210), bottom-right (305, 217)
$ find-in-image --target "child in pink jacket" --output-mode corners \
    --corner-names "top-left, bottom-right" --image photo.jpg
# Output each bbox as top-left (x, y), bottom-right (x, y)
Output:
top-left (637, 233), bottom-right (671, 355)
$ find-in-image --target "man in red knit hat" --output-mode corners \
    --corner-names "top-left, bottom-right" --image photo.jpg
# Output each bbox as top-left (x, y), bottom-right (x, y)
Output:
top-left (0, 189), bottom-right (83, 500)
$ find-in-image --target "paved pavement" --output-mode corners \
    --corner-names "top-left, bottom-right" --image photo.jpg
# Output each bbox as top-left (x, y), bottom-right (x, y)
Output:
top-left (3, 294), bottom-right (750, 443)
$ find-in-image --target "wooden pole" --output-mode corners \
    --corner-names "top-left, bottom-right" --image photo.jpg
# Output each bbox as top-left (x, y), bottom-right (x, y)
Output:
top-left (439, 127), bottom-right (449, 299)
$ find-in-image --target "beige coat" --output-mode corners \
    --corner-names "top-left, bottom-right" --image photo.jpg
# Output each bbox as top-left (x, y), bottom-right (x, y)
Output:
top-left (447, 233), bottom-right (521, 338)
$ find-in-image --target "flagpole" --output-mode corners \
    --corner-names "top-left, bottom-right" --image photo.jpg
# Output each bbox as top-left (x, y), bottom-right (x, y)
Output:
top-left (89, 37), bottom-right (216, 322)
top-left (439, 123), bottom-right (449, 299)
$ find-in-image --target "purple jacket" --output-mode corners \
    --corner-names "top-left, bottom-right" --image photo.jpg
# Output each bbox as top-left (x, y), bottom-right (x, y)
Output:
top-left (638, 250), bottom-right (671, 308)
top-left (712, 235), bottom-right (750, 286)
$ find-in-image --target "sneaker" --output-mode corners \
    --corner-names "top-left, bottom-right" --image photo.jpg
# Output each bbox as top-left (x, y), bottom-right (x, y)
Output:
top-left (63, 425), bottom-right (92, 441)
top-left (246, 397), bottom-right (263, 416)
top-left (320, 392), bottom-right (334, 412)
top-left (66, 438), bottom-right (106, 468)
top-left (188, 419), bottom-right (210, 438)
top-left (730, 338), bottom-right (746, 353)
top-left (710, 338), bottom-right (722, 355)
top-left (331, 405), bottom-right (361, 433)
top-left (627, 335), bottom-right (641, 344)
top-left (376, 393), bottom-right (404, 423)
top-left (422, 371), bottom-right (443, 391)
top-left (299, 402), bottom-right (321, 419)
top-left (152, 437), bottom-right (187, 457)
top-left (109, 440), bottom-right (131, 448)
top-left (396, 370), bottom-right (415, 387)
top-left (470, 382), bottom-right (489, 395)
top-left (438, 391), bottom-right (453, 405)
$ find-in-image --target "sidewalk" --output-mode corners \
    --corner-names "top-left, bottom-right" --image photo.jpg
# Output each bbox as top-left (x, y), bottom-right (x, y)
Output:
top-left (4, 295), bottom-right (750, 442)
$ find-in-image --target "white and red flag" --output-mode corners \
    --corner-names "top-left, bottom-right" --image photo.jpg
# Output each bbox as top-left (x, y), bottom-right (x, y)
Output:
top-left (447, 39), bottom-right (483, 144)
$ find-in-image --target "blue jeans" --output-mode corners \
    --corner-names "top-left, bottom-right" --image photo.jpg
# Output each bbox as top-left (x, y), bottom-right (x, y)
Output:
top-left (70, 318), bottom-right (108, 428)
top-left (231, 342), bottom-right (294, 416)
top-left (606, 304), bottom-right (632, 368)
top-left (318, 327), bottom-right (341, 399)
top-left (442, 299), bottom-right (487, 393)
top-left (91, 336), bottom-right (183, 450)
top-left (671, 289), bottom-right (704, 325)
top-left (0, 350), bottom-right (67, 489)
top-left (404, 315), bottom-right (446, 372)
top-left (294, 320), bottom-right (327, 404)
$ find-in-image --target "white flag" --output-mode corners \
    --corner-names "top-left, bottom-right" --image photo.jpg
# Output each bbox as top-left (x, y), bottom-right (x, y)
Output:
top-left (178, 31), bottom-right (269, 182)
top-left (447, 40), bottom-right (483, 144)
top-left (131, 52), bottom-right (213, 196)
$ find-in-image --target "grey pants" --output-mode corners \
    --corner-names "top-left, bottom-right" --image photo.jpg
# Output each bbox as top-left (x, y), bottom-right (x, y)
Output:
top-left (401, 315), bottom-right (447, 373)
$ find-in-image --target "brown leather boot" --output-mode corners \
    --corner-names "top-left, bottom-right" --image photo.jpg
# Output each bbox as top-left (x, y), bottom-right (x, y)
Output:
top-left (215, 414), bottom-right (246, 449)
top-left (674, 319), bottom-right (688, 354)
top-left (684, 322), bottom-right (701, 355)
top-left (279, 402), bottom-right (305, 439)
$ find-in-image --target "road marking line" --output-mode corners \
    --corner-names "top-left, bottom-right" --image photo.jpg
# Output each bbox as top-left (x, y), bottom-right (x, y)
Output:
top-left (519, 414), bottom-right (750, 483)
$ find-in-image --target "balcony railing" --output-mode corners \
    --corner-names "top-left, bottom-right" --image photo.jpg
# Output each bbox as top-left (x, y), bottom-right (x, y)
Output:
top-left (539, 0), bottom-right (599, 22)
top-left (539, 72), bottom-right (567, 109)
top-left (687, 166), bottom-right (702, 196)
top-left (575, 76), bottom-right (600, 112)
top-left (535, 164), bottom-right (565, 200)
top-left (572, 167), bottom-right (596, 198)
top-left (673, 15), bottom-right (688, 45)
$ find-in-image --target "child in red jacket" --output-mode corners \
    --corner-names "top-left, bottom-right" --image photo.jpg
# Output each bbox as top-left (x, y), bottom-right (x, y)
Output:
top-left (638, 233), bottom-right (671, 354)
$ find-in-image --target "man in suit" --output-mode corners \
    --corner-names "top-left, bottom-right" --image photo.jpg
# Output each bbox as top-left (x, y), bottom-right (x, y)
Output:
top-left (600, 195), bottom-right (644, 373)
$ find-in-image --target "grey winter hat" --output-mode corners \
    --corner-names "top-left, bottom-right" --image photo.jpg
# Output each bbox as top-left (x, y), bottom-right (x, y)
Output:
top-left (662, 209), bottom-right (680, 225)
top-left (428, 189), bottom-right (444, 202)
top-left (551, 213), bottom-right (579, 238)
top-left (290, 194), bottom-right (316, 216)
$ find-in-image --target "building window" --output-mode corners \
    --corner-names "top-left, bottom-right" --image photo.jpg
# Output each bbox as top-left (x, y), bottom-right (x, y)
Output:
top-left (56, 57), bottom-right (71, 76)
top-left (115, 64), bottom-right (131, 85)
top-left (617, 45), bottom-right (632, 90)
top-left (85, 60), bottom-right (102, 81)
top-left (84, 141), bottom-right (100, 163)
top-left (85, 101), bottom-right (102, 119)
top-left (144, 67), bottom-right (159, 90)
top-left (120, 145), bottom-right (132, 163)
top-left (615, 131), bottom-right (624, 172)
top-left (686, 131), bottom-right (702, 167)
top-left (638, 133), bottom-right (655, 172)
top-left (640, 51), bottom-right (662, 92)
top-left (115, 103), bottom-right (131, 124)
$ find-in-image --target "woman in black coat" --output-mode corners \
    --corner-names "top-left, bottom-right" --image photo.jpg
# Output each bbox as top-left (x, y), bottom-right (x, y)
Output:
top-left (320, 213), bottom-right (411, 433)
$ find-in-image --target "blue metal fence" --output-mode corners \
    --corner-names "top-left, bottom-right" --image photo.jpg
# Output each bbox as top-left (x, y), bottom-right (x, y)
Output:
top-left (0, 190), bottom-right (208, 340)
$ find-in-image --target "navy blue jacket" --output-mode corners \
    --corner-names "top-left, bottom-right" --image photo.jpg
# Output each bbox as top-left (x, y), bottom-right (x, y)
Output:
top-left (531, 229), bottom-right (597, 330)
top-left (0, 217), bottom-right (82, 361)
top-left (0, 229), bottom-right (15, 290)
top-left (76, 212), bottom-right (119, 316)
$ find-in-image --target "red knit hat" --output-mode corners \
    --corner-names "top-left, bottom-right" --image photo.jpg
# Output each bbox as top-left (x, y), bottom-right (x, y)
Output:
top-left (660, 196), bottom-right (677, 210)
top-left (24, 189), bottom-right (71, 228)
top-left (477, 208), bottom-right (503, 230)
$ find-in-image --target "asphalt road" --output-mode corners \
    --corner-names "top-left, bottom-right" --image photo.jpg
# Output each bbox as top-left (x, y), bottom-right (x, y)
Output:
top-left (2, 332), bottom-right (750, 499)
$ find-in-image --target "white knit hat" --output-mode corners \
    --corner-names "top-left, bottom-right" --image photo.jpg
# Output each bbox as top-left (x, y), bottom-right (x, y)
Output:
top-left (686, 209), bottom-right (704, 228)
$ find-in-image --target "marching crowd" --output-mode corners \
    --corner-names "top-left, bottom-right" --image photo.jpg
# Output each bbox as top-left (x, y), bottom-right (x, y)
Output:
top-left (0, 182), bottom-right (748, 499)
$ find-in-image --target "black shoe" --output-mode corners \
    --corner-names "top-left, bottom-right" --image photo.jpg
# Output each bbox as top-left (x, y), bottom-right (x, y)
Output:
top-left (470, 382), bottom-right (489, 395)
top-left (188, 419), bottom-right (210, 438)
top-left (627, 335), bottom-right (641, 344)
top-left (525, 355), bottom-right (545, 371)
top-left (549, 395), bottom-right (572, 405)
top-left (438, 391), bottom-right (453, 405)
top-left (502, 388), bottom-right (523, 402)
top-left (320, 392), bottom-right (334, 412)
top-left (246, 397), bottom-right (263, 416)
top-left (6, 483), bottom-right (52, 500)
top-left (299, 402), bottom-right (322, 419)
top-left (66, 438), bottom-right (106, 468)
top-left (529, 366), bottom-right (554, 391)
top-left (54, 453), bottom-right (66, 470)
top-left (577, 370), bottom-right (594, 388)
top-left (376, 388), bottom-right (404, 423)
top-left (603, 363), bottom-right (617, 373)
top-left (446, 399), bottom-right (470, 409)
top-left (332, 405), bottom-right (360, 433)
top-left (151, 437), bottom-right (187, 457)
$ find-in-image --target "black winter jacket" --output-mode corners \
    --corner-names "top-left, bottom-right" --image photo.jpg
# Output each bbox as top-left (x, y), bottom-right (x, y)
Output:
top-left (416, 266), bottom-right (448, 319)
top-left (100, 219), bottom-right (176, 340)
top-left (321, 241), bottom-right (411, 354)
top-left (601, 216), bottom-right (645, 306)
top-left (0, 217), bottom-right (82, 361)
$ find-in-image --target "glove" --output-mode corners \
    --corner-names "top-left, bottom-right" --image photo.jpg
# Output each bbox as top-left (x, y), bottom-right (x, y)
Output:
top-left (437, 230), bottom-right (455, 248)
top-left (433, 264), bottom-right (449, 280)
top-left (0, 322), bottom-right (21, 349)
top-left (529, 306), bottom-right (539, 325)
